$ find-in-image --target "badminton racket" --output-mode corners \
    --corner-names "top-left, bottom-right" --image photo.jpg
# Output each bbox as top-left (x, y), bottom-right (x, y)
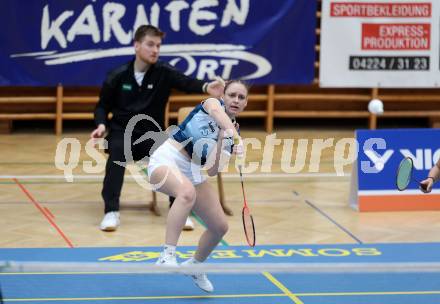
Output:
top-left (396, 157), bottom-right (427, 191)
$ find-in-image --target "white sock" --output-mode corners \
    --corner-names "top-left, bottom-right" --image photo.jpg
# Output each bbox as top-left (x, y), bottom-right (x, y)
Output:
top-left (163, 244), bottom-right (176, 256)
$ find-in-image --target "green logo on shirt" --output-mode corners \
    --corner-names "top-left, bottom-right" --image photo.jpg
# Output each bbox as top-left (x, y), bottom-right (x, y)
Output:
top-left (122, 84), bottom-right (132, 91)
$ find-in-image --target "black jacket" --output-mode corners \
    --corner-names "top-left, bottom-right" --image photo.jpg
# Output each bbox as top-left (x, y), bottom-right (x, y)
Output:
top-left (94, 59), bottom-right (205, 133)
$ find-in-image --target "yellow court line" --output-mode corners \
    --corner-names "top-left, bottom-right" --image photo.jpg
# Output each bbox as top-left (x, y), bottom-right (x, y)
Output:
top-left (5, 290), bottom-right (440, 302)
top-left (262, 272), bottom-right (304, 304)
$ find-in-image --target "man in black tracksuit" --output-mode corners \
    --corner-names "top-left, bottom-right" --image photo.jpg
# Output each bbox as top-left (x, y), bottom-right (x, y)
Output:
top-left (91, 25), bottom-right (224, 231)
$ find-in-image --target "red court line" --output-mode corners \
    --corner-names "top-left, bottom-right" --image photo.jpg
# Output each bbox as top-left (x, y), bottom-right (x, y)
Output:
top-left (43, 207), bottom-right (55, 219)
top-left (13, 178), bottom-right (74, 248)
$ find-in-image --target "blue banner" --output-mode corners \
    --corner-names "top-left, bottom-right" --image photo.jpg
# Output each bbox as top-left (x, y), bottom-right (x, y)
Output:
top-left (0, 0), bottom-right (316, 86)
top-left (356, 128), bottom-right (440, 191)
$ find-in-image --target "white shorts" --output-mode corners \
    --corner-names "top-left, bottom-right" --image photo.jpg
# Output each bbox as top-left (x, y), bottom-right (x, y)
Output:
top-left (147, 140), bottom-right (206, 189)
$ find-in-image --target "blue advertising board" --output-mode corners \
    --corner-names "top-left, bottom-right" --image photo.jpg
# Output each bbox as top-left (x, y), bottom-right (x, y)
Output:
top-left (0, 0), bottom-right (317, 86)
top-left (350, 128), bottom-right (440, 211)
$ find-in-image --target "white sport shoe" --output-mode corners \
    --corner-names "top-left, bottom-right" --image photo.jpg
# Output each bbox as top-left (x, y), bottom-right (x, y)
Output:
top-left (183, 217), bottom-right (195, 231)
top-left (155, 252), bottom-right (178, 267)
top-left (100, 212), bottom-right (120, 231)
top-left (181, 259), bottom-right (214, 293)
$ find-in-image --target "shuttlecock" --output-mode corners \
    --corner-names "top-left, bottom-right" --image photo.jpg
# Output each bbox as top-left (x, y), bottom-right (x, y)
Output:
top-left (368, 99), bottom-right (384, 115)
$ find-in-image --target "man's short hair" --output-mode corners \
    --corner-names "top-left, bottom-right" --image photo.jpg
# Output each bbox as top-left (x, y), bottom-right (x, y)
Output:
top-left (134, 25), bottom-right (165, 42)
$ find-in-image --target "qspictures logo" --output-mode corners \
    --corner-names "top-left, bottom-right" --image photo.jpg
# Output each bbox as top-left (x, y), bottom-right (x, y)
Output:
top-left (54, 114), bottom-right (359, 189)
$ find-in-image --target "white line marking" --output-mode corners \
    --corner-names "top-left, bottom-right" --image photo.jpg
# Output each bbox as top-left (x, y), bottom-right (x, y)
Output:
top-left (3, 261), bottom-right (440, 274)
top-left (0, 173), bottom-right (349, 180)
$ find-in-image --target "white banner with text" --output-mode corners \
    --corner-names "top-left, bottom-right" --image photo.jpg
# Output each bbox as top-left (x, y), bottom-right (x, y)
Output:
top-left (320, 0), bottom-right (440, 87)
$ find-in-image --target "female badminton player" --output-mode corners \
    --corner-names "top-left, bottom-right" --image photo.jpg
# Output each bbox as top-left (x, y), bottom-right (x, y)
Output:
top-left (148, 80), bottom-right (247, 292)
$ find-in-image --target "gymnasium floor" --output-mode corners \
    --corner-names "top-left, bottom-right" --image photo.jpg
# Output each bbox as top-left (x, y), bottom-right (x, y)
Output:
top-left (1, 129), bottom-right (440, 303)
top-left (2, 244), bottom-right (440, 303)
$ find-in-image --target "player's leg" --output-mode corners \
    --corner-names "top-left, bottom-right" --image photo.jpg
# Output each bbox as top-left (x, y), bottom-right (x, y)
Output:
top-left (169, 196), bottom-right (194, 230)
top-left (192, 181), bottom-right (228, 261)
top-left (180, 180), bottom-right (226, 292)
top-left (100, 132), bottom-right (125, 231)
top-left (149, 166), bottom-right (196, 245)
top-left (150, 165), bottom-right (195, 266)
